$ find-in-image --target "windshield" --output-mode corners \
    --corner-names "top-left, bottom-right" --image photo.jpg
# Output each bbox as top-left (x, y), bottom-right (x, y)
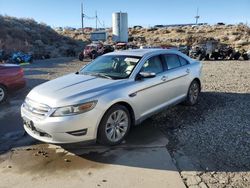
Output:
top-left (80, 55), bottom-right (141, 79)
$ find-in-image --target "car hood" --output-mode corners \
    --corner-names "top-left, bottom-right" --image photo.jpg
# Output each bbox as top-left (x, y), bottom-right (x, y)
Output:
top-left (27, 73), bottom-right (124, 107)
top-left (0, 64), bottom-right (20, 68)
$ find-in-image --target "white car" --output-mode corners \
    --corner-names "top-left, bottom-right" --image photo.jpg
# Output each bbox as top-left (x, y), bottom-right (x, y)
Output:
top-left (21, 49), bottom-right (202, 145)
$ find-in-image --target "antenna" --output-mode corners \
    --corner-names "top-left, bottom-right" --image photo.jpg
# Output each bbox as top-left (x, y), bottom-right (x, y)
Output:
top-left (195, 8), bottom-right (200, 25)
top-left (81, 2), bottom-right (84, 34)
top-left (95, 11), bottom-right (98, 30)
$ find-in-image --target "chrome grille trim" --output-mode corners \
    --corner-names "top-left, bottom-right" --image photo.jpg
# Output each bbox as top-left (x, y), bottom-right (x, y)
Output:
top-left (23, 98), bottom-right (51, 118)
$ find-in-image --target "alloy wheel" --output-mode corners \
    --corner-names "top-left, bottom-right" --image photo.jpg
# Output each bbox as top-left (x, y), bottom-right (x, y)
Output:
top-left (105, 110), bottom-right (129, 142)
top-left (189, 82), bottom-right (199, 104)
top-left (0, 87), bottom-right (5, 102)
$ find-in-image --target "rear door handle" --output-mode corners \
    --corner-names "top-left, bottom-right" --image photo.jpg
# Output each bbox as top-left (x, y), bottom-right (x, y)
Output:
top-left (186, 69), bottom-right (190, 74)
top-left (161, 76), bottom-right (168, 81)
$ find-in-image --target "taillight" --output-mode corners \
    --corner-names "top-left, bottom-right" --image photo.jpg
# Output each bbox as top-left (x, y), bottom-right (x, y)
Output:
top-left (19, 68), bottom-right (24, 75)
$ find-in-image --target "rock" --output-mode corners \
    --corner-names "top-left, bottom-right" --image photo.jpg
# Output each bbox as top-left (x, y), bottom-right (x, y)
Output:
top-left (181, 171), bottom-right (198, 177)
top-left (186, 176), bottom-right (202, 186)
top-left (64, 159), bottom-right (71, 163)
top-left (199, 182), bottom-right (208, 188)
top-left (189, 185), bottom-right (200, 188)
top-left (34, 40), bottom-right (44, 46)
top-left (236, 39), bottom-right (250, 46)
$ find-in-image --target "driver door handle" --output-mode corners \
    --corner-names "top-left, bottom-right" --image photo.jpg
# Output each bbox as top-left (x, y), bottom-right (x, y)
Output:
top-left (186, 68), bottom-right (190, 74)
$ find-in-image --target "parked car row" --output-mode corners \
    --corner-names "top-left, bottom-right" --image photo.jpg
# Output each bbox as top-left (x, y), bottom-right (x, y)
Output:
top-left (78, 42), bottom-right (115, 60)
top-left (188, 44), bottom-right (250, 61)
top-left (78, 42), bottom-right (140, 61)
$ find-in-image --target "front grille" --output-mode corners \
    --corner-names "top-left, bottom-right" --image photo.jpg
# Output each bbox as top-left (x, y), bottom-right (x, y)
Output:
top-left (23, 98), bottom-right (51, 118)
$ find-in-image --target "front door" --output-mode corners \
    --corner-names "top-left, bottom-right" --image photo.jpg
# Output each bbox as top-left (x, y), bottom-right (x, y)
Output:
top-left (129, 55), bottom-right (169, 118)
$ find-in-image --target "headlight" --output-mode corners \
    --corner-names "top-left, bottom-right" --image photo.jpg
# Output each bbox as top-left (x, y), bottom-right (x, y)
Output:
top-left (51, 101), bottom-right (97, 117)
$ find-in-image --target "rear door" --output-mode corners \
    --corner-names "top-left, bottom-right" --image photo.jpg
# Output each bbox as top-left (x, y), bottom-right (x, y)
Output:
top-left (161, 54), bottom-right (191, 101)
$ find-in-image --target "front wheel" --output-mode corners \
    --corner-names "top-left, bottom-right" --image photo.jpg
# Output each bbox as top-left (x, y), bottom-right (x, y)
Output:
top-left (97, 105), bottom-right (131, 145)
top-left (184, 80), bottom-right (200, 106)
top-left (0, 85), bottom-right (7, 104)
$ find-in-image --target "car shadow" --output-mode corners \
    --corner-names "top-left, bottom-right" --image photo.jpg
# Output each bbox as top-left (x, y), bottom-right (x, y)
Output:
top-left (59, 91), bottom-right (250, 173)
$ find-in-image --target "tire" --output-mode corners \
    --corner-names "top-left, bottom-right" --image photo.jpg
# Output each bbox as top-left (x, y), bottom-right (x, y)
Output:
top-left (234, 53), bottom-right (241, 60)
top-left (184, 80), bottom-right (200, 106)
top-left (97, 105), bottom-right (131, 145)
top-left (242, 54), bottom-right (249, 60)
top-left (205, 54), bottom-right (210, 60)
top-left (78, 53), bottom-right (84, 61)
top-left (0, 85), bottom-right (7, 104)
top-left (91, 51), bottom-right (98, 59)
top-left (198, 54), bottom-right (203, 61)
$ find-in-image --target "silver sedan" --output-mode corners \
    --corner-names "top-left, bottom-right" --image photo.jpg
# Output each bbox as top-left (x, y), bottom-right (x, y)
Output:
top-left (21, 49), bottom-right (202, 145)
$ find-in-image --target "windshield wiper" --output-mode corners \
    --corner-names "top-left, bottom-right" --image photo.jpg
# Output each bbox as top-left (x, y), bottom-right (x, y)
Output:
top-left (82, 72), bottom-right (113, 80)
top-left (95, 73), bottom-right (113, 79)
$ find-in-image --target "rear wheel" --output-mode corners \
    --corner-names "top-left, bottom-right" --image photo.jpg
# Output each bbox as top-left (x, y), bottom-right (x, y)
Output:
top-left (184, 80), bottom-right (200, 106)
top-left (0, 85), bottom-right (7, 104)
top-left (78, 52), bottom-right (84, 61)
top-left (91, 50), bottom-right (98, 59)
top-left (97, 105), bottom-right (131, 145)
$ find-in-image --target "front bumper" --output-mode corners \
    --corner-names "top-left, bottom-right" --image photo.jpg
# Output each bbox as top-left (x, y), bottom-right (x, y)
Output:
top-left (21, 104), bottom-right (103, 144)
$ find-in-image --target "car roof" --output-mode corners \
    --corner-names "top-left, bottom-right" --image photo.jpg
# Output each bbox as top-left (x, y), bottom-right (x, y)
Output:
top-left (104, 48), bottom-right (180, 57)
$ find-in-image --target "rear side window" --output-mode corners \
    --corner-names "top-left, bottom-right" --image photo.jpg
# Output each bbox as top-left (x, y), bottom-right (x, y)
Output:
top-left (164, 55), bottom-right (181, 70)
top-left (179, 56), bottom-right (189, 66)
top-left (141, 56), bottom-right (163, 74)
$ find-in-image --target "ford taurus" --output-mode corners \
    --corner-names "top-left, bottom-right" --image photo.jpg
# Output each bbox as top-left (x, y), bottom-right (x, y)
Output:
top-left (21, 49), bottom-right (202, 145)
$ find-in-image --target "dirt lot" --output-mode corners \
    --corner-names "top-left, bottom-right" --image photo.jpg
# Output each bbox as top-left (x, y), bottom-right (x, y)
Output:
top-left (0, 58), bottom-right (249, 188)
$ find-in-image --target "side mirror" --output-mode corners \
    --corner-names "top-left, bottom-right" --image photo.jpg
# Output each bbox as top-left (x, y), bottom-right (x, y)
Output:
top-left (136, 72), bottom-right (156, 80)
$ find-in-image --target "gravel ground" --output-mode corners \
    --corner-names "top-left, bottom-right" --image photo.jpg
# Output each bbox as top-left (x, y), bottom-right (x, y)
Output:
top-left (0, 58), bottom-right (249, 187)
top-left (151, 60), bottom-right (250, 188)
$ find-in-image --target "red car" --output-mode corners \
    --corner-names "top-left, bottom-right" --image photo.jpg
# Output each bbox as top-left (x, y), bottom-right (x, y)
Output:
top-left (0, 64), bottom-right (26, 103)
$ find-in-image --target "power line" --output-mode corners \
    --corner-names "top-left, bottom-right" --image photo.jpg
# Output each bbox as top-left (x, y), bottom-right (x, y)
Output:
top-left (97, 16), bottom-right (105, 28)
top-left (81, 3), bottom-right (105, 30)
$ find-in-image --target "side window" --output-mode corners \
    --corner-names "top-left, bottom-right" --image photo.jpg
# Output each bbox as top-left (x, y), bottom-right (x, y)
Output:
top-left (164, 55), bottom-right (181, 70)
top-left (141, 56), bottom-right (163, 74)
top-left (179, 56), bottom-right (189, 66)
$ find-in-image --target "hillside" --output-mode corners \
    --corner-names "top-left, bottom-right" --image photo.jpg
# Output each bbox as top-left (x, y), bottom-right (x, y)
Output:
top-left (59, 24), bottom-right (250, 51)
top-left (129, 24), bottom-right (250, 50)
top-left (0, 15), bottom-right (85, 59)
top-left (0, 15), bottom-right (249, 59)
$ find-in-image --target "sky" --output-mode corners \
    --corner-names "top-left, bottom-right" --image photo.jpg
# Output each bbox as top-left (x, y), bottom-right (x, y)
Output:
top-left (0, 0), bottom-right (250, 28)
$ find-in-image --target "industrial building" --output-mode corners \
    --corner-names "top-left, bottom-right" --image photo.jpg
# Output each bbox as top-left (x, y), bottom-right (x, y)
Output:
top-left (90, 31), bottom-right (108, 42)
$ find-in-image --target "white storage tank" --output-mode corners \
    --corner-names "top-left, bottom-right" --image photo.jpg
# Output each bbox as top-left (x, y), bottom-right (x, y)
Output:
top-left (112, 12), bottom-right (128, 43)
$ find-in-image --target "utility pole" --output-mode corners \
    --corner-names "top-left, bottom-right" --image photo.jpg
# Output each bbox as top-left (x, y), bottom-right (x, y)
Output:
top-left (95, 11), bottom-right (98, 30)
top-left (195, 8), bottom-right (200, 25)
top-left (81, 2), bottom-right (84, 34)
